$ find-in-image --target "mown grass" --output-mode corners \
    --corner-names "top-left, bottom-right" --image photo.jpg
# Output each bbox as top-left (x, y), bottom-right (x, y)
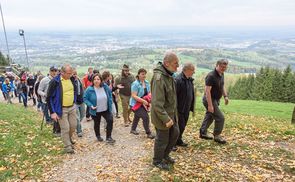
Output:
top-left (148, 99), bottom-right (295, 181)
top-left (0, 103), bottom-right (63, 181)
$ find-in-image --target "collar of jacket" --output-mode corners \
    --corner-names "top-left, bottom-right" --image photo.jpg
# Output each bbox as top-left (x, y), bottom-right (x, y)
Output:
top-left (180, 72), bottom-right (194, 81)
top-left (53, 74), bottom-right (75, 84)
top-left (154, 62), bottom-right (174, 77)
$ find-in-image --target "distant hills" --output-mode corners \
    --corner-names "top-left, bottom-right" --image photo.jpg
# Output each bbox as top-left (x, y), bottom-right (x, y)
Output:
top-left (0, 29), bottom-right (294, 73)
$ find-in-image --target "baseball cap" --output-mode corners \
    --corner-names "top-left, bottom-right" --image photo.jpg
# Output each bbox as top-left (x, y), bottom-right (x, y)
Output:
top-left (49, 66), bottom-right (58, 71)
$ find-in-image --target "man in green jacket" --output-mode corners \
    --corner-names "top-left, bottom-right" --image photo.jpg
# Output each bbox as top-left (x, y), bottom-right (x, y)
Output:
top-left (151, 52), bottom-right (180, 170)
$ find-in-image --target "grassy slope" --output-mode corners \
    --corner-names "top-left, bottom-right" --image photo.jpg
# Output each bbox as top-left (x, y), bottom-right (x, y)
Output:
top-left (0, 103), bottom-right (63, 181)
top-left (149, 99), bottom-right (295, 181)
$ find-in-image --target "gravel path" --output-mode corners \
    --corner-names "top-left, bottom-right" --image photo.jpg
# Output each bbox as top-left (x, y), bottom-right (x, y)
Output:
top-left (42, 117), bottom-right (154, 182)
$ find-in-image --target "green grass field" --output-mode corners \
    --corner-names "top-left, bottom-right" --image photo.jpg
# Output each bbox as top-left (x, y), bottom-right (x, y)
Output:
top-left (149, 99), bottom-right (295, 181)
top-left (1, 99), bottom-right (294, 181)
top-left (0, 103), bottom-right (63, 181)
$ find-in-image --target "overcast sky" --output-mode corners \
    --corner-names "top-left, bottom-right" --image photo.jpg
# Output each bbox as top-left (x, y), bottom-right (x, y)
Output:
top-left (1, 0), bottom-right (295, 31)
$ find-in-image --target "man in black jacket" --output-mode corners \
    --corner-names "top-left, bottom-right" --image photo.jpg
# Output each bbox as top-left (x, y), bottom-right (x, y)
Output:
top-left (175, 63), bottom-right (195, 147)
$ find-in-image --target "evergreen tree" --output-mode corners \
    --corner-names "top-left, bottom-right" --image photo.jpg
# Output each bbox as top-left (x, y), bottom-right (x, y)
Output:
top-left (0, 51), bottom-right (9, 66)
top-left (271, 69), bottom-right (283, 102)
top-left (281, 65), bottom-right (293, 102)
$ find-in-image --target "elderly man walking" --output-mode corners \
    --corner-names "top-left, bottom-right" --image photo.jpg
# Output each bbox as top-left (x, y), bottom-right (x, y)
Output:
top-left (175, 63), bottom-right (195, 148)
top-left (151, 52), bottom-right (180, 170)
top-left (47, 64), bottom-right (78, 153)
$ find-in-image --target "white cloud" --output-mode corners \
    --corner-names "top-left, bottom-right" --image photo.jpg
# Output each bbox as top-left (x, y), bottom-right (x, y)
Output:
top-left (1, 0), bottom-right (294, 30)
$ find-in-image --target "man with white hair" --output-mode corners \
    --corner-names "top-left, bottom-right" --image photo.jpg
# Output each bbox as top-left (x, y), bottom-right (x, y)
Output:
top-left (151, 51), bottom-right (180, 170)
top-left (175, 63), bottom-right (195, 148)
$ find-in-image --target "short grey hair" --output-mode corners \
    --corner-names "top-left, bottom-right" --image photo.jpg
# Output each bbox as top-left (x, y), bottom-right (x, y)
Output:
top-left (216, 59), bottom-right (228, 66)
top-left (61, 64), bottom-right (72, 73)
top-left (182, 63), bottom-right (195, 72)
top-left (163, 51), bottom-right (178, 64)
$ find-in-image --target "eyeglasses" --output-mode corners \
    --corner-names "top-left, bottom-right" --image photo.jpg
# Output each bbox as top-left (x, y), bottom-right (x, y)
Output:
top-left (51, 70), bottom-right (58, 72)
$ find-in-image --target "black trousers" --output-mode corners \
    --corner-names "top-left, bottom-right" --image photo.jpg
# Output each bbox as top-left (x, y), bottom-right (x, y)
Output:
top-left (86, 106), bottom-right (91, 118)
top-left (177, 112), bottom-right (190, 144)
top-left (153, 123), bottom-right (179, 163)
top-left (131, 106), bottom-right (151, 134)
top-left (113, 94), bottom-right (119, 115)
top-left (92, 111), bottom-right (113, 138)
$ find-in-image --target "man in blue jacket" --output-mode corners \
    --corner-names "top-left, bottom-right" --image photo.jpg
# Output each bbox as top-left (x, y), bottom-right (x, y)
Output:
top-left (46, 64), bottom-right (78, 154)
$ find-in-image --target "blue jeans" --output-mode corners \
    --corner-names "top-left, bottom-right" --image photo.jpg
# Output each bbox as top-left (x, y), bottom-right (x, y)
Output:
top-left (19, 92), bottom-right (27, 107)
top-left (42, 102), bottom-right (51, 122)
top-left (76, 103), bottom-right (85, 134)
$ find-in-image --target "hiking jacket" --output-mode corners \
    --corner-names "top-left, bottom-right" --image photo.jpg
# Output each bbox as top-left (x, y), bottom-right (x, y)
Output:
top-left (83, 83), bottom-right (113, 116)
top-left (151, 62), bottom-right (178, 130)
top-left (175, 72), bottom-right (195, 114)
top-left (2, 82), bottom-right (15, 94)
top-left (46, 74), bottom-right (77, 117)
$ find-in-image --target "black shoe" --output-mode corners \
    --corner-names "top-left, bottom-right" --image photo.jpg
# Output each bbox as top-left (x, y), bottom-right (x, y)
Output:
top-left (130, 130), bottom-right (139, 135)
top-left (106, 137), bottom-right (116, 144)
top-left (177, 142), bottom-right (188, 147)
top-left (97, 136), bottom-right (103, 142)
top-left (164, 156), bottom-right (175, 164)
top-left (171, 146), bottom-right (178, 152)
top-left (214, 135), bottom-right (227, 144)
top-left (153, 162), bottom-right (169, 170)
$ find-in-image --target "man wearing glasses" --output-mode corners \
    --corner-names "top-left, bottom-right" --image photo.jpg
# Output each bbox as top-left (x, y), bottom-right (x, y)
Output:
top-left (115, 64), bottom-right (135, 127)
top-left (38, 66), bottom-right (60, 135)
top-left (199, 59), bottom-right (229, 144)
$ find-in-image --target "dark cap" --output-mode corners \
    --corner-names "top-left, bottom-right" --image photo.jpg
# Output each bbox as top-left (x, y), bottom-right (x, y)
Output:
top-left (49, 66), bottom-right (58, 71)
top-left (122, 64), bottom-right (129, 69)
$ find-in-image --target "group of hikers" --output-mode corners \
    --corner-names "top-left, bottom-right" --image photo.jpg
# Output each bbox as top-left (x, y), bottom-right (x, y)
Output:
top-left (1, 51), bottom-right (233, 170)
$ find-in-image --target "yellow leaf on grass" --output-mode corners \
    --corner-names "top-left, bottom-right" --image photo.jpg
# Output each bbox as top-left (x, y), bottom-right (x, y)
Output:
top-left (0, 166), bottom-right (7, 171)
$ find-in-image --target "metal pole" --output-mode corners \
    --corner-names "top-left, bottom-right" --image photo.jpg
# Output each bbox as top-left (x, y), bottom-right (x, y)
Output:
top-left (22, 34), bottom-right (29, 68)
top-left (0, 2), bottom-right (10, 64)
top-left (19, 29), bottom-right (29, 69)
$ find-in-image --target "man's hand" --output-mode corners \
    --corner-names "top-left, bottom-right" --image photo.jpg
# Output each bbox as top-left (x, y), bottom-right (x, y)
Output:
top-left (224, 97), bottom-right (229, 105)
top-left (165, 120), bottom-right (174, 128)
top-left (51, 113), bottom-right (60, 122)
top-left (208, 105), bottom-right (214, 113)
top-left (91, 106), bottom-right (97, 110)
top-left (117, 84), bottom-right (124, 89)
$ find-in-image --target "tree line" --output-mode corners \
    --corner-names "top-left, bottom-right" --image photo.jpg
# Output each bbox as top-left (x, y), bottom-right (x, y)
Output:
top-left (228, 65), bottom-right (295, 103)
top-left (0, 51), bottom-right (9, 66)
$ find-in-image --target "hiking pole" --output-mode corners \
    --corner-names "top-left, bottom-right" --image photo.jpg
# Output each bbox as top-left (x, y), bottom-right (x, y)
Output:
top-left (40, 112), bottom-right (45, 130)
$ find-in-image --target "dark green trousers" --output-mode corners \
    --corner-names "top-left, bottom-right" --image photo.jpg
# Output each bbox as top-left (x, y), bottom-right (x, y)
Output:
top-left (153, 123), bottom-right (179, 163)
